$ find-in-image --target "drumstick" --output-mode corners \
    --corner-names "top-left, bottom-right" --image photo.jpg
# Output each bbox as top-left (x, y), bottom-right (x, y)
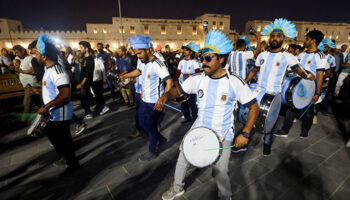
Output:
top-left (164, 103), bottom-right (182, 112)
top-left (298, 103), bottom-right (313, 119)
top-left (203, 145), bottom-right (235, 151)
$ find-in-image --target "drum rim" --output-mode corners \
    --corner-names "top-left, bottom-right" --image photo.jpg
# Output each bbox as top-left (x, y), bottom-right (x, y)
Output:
top-left (181, 126), bottom-right (223, 168)
top-left (283, 76), bottom-right (301, 107)
top-left (264, 93), bottom-right (282, 133)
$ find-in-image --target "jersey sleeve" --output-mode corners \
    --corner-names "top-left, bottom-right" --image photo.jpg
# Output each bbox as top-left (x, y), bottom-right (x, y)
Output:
top-left (316, 53), bottom-right (327, 71)
top-left (51, 65), bottom-right (70, 89)
top-left (254, 53), bottom-right (263, 68)
top-left (230, 75), bottom-right (257, 107)
top-left (179, 74), bottom-right (201, 95)
top-left (285, 52), bottom-right (300, 70)
top-left (154, 61), bottom-right (170, 82)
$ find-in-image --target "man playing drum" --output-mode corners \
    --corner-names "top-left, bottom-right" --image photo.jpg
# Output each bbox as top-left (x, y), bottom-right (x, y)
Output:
top-left (155, 30), bottom-right (260, 200)
top-left (245, 18), bottom-right (314, 156)
top-left (275, 30), bottom-right (327, 138)
top-left (31, 34), bottom-right (81, 177)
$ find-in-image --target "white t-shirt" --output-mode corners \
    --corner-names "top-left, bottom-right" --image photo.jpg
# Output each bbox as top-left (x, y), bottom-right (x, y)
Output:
top-left (137, 57), bottom-right (170, 103)
top-left (226, 50), bottom-right (254, 79)
top-left (93, 57), bottom-right (106, 82)
top-left (42, 63), bottom-right (72, 121)
top-left (255, 50), bottom-right (299, 93)
top-left (179, 72), bottom-right (256, 141)
top-left (19, 56), bottom-right (38, 87)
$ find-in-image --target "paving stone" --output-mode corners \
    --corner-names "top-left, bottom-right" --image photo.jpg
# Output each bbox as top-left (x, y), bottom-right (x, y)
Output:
top-left (330, 187), bottom-right (350, 200)
top-left (232, 180), bottom-right (282, 200)
top-left (277, 185), bottom-right (327, 200)
top-left (308, 140), bottom-right (342, 158)
top-left (302, 165), bottom-right (348, 197)
top-left (322, 147), bottom-right (350, 175)
top-left (74, 187), bottom-right (111, 200)
top-left (342, 176), bottom-right (350, 191)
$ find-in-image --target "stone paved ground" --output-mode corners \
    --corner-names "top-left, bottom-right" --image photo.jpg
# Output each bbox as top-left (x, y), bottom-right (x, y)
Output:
top-left (0, 98), bottom-right (349, 200)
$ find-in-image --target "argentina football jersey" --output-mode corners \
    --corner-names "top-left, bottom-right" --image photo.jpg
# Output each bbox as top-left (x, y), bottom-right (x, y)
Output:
top-left (298, 50), bottom-right (327, 75)
top-left (42, 63), bottom-right (73, 121)
top-left (227, 50), bottom-right (254, 79)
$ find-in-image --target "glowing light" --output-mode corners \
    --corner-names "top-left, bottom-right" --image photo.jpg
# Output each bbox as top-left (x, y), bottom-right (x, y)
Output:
top-left (71, 42), bottom-right (78, 49)
top-left (53, 38), bottom-right (60, 43)
top-left (113, 43), bottom-right (119, 48)
top-left (5, 43), bottom-right (13, 49)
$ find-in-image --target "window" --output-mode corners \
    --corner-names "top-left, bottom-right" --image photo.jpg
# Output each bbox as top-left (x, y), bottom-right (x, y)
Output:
top-left (103, 27), bottom-right (107, 34)
top-left (119, 26), bottom-right (125, 33)
top-left (130, 26), bottom-right (135, 34)
top-left (212, 21), bottom-right (217, 30)
top-left (305, 27), bottom-right (309, 32)
top-left (144, 25), bottom-right (149, 34)
top-left (177, 26), bottom-right (182, 35)
top-left (219, 21), bottom-right (224, 30)
top-left (257, 26), bottom-right (261, 32)
top-left (93, 27), bottom-right (97, 34)
top-left (192, 26), bottom-right (197, 35)
top-left (0, 28), bottom-right (1, 33)
top-left (336, 35), bottom-right (339, 39)
top-left (17, 25), bottom-right (21, 31)
top-left (161, 25), bottom-right (166, 35)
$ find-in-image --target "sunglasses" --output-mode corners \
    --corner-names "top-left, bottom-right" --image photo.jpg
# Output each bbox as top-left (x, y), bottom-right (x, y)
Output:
top-left (200, 55), bottom-right (215, 63)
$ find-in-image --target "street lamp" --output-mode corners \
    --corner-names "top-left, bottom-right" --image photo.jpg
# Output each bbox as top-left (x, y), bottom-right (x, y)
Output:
top-left (118, 0), bottom-right (124, 45)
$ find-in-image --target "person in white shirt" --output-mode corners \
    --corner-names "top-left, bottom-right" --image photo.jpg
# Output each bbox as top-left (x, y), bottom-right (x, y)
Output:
top-left (0, 48), bottom-right (12, 74)
top-left (120, 35), bottom-right (173, 162)
top-left (275, 30), bottom-right (327, 140)
top-left (245, 18), bottom-right (313, 156)
top-left (31, 34), bottom-right (80, 177)
top-left (12, 45), bottom-right (40, 119)
top-left (226, 33), bottom-right (261, 79)
top-left (92, 52), bottom-right (110, 116)
top-left (157, 30), bottom-right (259, 200)
top-left (177, 42), bottom-right (201, 123)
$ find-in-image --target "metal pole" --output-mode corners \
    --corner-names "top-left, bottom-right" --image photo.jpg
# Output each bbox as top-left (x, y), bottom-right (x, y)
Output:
top-left (118, 0), bottom-right (124, 45)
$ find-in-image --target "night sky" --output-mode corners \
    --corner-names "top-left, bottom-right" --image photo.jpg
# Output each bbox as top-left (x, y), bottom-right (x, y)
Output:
top-left (1, 0), bottom-right (349, 32)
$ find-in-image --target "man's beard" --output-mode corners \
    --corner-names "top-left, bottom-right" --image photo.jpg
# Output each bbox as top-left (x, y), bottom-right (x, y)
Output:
top-left (269, 40), bottom-right (283, 49)
top-left (140, 54), bottom-right (149, 63)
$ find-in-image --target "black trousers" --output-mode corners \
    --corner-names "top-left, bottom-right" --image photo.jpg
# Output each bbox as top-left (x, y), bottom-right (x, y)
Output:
top-left (80, 84), bottom-right (92, 114)
top-left (180, 94), bottom-right (198, 122)
top-left (46, 120), bottom-right (79, 167)
top-left (92, 80), bottom-right (105, 110)
top-left (281, 104), bottom-right (315, 134)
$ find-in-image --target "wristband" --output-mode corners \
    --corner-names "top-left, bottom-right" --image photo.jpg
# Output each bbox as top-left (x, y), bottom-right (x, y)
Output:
top-left (241, 132), bottom-right (250, 139)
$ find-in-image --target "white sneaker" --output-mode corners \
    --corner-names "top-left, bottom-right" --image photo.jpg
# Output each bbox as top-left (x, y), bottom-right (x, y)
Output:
top-left (313, 116), bottom-right (318, 124)
top-left (162, 186), bottom-right (185, 200)
top-left (75, 123), bottom-right (87, 136)
top-left (346, 140), bottom-right (350, 148)
top-left (99, 105), bottom-right (110, 116)
top-left (84, 114), bottom-right (93, 120)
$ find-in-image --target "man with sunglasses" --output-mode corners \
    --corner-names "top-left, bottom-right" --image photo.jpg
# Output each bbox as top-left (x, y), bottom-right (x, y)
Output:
top-left (177, 42), bottom-right (201, 123)
top-left (119, 35), bottom-right (173, 162)
top-left (245, 18), bottom-right (314, 156)
top-left (156, 30), bottom-right (260, 200)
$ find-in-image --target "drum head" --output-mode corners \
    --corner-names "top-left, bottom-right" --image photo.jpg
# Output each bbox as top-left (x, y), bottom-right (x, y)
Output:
top-left (292, 79), bottom-right (315, 109)
top-left (264, 93), bottom-right (282, 133)
top-left (182, 127), bottom-right (221, 168)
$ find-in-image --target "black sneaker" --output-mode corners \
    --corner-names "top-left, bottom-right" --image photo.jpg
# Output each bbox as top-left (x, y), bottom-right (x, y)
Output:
top-left (59, 165), bottom-right (81, 177)
top-left (139, 152), bottom-right (156, 162)
top-left (263, 144), bottom-right (271, 156)
top-left (231, 146), bottom-right (247, 153)
top-left (157, 137), bottom-right (168, 150)
top-left (274, 130), bottom-right (289, 138)
top-left (299, 129), bottom-right (309, 138)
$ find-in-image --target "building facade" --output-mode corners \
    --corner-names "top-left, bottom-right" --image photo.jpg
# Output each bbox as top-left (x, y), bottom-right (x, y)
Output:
top-left (0, 15), bottom-right (349, 51)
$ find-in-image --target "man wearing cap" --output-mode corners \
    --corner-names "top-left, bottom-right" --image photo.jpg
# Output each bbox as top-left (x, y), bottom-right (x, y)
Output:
top-left (119, 35), bottom-right (173, 161)
top-left (156, 30), bottom-right (259, 200)
top-left (245, 18), bottom-right (314, 156)
top-left (177, 42), bottom-right (201, 123)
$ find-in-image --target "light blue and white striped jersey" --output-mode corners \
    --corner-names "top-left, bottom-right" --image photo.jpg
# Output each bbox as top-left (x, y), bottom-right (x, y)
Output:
top-left (297, 51), bottom-right (327, 76)
top-left (226, 50), bottom-right (254, 79)
top-left (177, 59), bottom-right (201, 74)
top-left (42, 63), bottom-right (73, 121)
top-left (134, 59), bottom-right (142, 94)
top-left (255, 50), bottom-right (299, 93)
top-left (180, 72), bottom-right (256, 141)
top-left (326, 54), bottom-right (336, 69)
top-left (137, 57), bottom-right (170, 103)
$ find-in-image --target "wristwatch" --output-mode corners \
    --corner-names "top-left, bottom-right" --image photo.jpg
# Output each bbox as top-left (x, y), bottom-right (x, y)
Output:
top-left (241, 132), bottom-right (250, 139)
